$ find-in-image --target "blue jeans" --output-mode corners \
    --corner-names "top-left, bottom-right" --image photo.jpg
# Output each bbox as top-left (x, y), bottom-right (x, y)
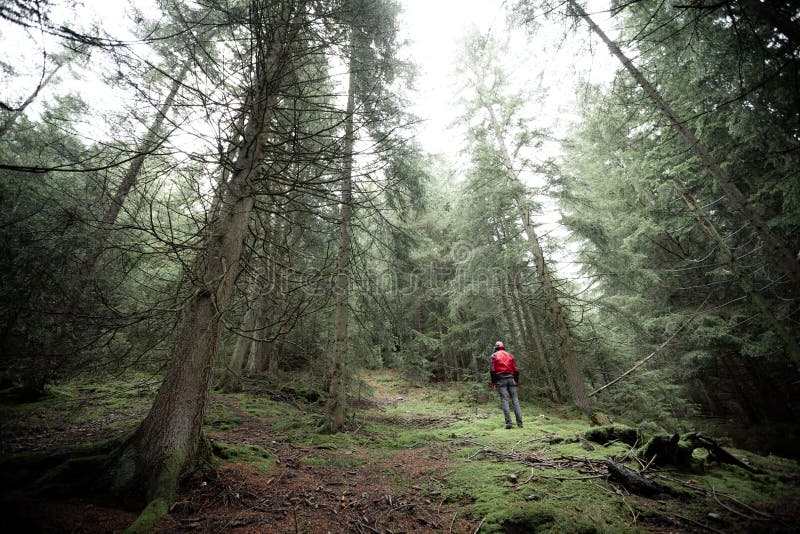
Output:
top-left (496, 377), bottom-right (523, 426)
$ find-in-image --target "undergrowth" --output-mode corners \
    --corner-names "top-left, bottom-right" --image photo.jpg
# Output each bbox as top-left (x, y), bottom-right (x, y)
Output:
top-left (2, 370), bottom-right (798, 533)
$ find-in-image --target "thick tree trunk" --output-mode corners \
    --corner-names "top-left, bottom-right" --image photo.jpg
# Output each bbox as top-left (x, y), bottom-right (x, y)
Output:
top-left (110, 0), bottom-right (303, 505)
top-left (325, 43), bottom-right (356, 433)
top-left (672, 176), bottom-right (800, 365)
top-left (567, 0), bottom-right (800, 289)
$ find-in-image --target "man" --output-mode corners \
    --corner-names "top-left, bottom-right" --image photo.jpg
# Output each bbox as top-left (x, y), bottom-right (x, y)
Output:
top-left (490, 341), bottom-right (523, 429)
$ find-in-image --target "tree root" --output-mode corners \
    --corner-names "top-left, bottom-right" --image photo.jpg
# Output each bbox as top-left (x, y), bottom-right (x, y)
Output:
top-left (123, 498), bottom-right (169, 534)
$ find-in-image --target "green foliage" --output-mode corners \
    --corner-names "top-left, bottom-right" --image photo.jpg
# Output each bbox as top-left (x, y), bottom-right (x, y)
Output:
top-left (204, 402), bottom-right (241, 431)
top-left (210, 441), bottom-right (273, 473)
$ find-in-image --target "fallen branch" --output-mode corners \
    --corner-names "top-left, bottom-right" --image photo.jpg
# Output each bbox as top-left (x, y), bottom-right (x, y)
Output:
top-left (590, 296), bottom-right (709, 397)
top-left (473, 514), bottom-right (487, 533)
top-left (673, 513), bottom-right (724, 533)
top-left (606, 461), bottom-right (683, 498)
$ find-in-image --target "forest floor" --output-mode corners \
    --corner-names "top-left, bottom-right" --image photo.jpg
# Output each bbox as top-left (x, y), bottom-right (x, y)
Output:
top-left (1, 370), bottom-right (799, 533)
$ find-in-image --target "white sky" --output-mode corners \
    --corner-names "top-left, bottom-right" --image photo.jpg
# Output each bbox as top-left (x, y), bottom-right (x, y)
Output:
top-left (398, 0), bottom-right (507, 158)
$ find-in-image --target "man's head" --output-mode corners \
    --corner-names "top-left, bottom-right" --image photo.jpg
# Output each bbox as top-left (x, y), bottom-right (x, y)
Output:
top-left (494, 341), bottom-right (504, 351)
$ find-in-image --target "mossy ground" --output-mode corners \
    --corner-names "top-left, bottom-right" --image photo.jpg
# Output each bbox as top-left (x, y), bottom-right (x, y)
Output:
top-left (0, 371), bottom-right (155, 455)
top-left (2, 369), bottom-right (798, 532)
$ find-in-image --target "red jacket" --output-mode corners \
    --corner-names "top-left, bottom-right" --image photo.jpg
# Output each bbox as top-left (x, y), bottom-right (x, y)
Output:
top-left (491, 350), bottom-right (519, 384)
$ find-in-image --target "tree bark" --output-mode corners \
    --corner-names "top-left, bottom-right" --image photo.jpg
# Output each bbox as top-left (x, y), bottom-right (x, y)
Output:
top-left (498, 277), bottom-right (526, 364)
top-left (325, 41), bottom-right (356, 433)
top-left (518, 212), bottom-right (590, 415)
top-left (219, 272), bottom-right (260, 393)
top-left (109, 0), bottom-right (303, 505)
top-left (567, 0), bottom-right (800, 289)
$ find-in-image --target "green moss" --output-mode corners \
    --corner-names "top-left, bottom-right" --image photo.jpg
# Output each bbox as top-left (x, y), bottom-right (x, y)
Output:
top-left (0, 372), bottom-right (154, 442)
top-left (299, 454), bottom-right (364, 468)
top-left (124, 497), bottom-right (168, 534)
top-left (204, 402), bottom-right (241, 430)
top-left (211, 441), bottom-right (273, 473)
top-left (279, 383), bottom-right (322, 404)
top-left (151, 446), bottom-right (188, 502)
top-left (498, 502), bottom-right (601, 533)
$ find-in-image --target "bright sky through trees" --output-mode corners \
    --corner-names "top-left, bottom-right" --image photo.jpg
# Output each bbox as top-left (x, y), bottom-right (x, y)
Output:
top-left (1, 0), bottom-right (616, 283)
top-left (399, 0), bottom-right (505, 158)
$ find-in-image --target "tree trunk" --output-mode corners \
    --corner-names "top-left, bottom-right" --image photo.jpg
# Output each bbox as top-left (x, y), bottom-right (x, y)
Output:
top-left (519, 211), bottom-right (592, 416)
top-left (478, 88), bottom-right (591, 416)
top-left (219, 290), bottom-right (258, 393)
top-left (672, 175), bottom-right (800, 365)
top-left (498, 277), bottom-right (525, 363)
top-left (78, 66), bottom-right (187, 282)
top-left (109, 0), bottom-right (302, 505)
top-left (513, 274), bottom-right (561, 402)
top-left (325, 41), bottom-right (356, 433)
top-left (567, 0), bottom-right (800, 289)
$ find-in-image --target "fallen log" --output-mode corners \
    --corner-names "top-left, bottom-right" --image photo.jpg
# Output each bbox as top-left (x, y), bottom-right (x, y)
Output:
top-left (605, 460), bottom-right (683, 498)
top-left (638, 432), bottom-right (760, 473)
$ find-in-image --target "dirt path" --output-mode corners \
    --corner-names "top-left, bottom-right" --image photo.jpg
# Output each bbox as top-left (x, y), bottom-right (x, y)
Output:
top-left (155, 375), bottom-right (480, 533)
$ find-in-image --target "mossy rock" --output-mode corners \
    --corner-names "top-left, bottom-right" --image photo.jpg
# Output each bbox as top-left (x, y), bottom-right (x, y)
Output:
top-left (589, 412), bottom-right (612, 426)
top-left (583, 424), bottom-right (639, 446)
top-left (636, 420), bottom-right (668, 441)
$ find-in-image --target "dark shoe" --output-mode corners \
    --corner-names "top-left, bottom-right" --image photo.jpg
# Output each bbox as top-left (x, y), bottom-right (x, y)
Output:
top-left (505, 423), bottom-right (513, 429)
top-left (517, 423), bottom-right (523, 428)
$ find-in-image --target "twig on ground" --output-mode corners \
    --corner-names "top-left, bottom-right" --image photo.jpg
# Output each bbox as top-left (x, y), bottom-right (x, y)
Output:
top-left (641, 452), bottom-right (658, 473)
top-left (711, 486), bottom-right (772, 520)
top-left (673, 513), bottom-right (725, 533)
top-left (354, 521), bottom-right (381, 534)
top-left (537, 473), bottom-right (606, 481)
top-left (449, 511), bottom-right (458, 534)
top-left (513, 467), bottom-right (537, 489)
top-left (473, 514), bottom-right (487, 533)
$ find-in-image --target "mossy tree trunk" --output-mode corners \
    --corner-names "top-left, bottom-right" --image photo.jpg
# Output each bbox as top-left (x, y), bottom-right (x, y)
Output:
top-left (109, 0), bottom-right (304, 506)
